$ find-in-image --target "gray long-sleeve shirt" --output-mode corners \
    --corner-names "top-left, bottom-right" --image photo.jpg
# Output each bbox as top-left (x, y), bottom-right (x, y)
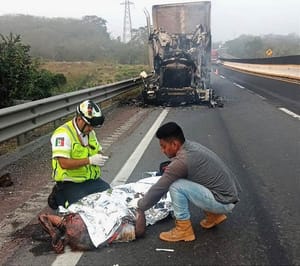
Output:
top-left (138, 140), bottom-right (240, 211)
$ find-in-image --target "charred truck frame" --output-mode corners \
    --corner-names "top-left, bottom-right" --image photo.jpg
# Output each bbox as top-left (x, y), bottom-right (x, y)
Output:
top-left (142, 1), bottom-right (219, 106)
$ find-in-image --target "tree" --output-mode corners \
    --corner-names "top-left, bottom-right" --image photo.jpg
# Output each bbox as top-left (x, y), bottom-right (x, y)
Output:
top-left (0, 33), bottom-right (66, 107)
top-left (244, 37), bottom-right (264, 58)
top-left (130, 27), bottom-right (149, 46)
top-left (82, 15), bottom-right (108, 35)
top-left (221, 34), bottom-right (300, 59)
top-left (0, 15), bottom-right (150, 63)
top-left (0, 33), bottom-right (34, 107)
top-left (27, 69), bottom-right (55, 100)
top-left (126, 27), bottom-right (149, 64)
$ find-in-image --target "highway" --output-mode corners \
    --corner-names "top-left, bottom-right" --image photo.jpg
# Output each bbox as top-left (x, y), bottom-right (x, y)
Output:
top-left (1, 68), bottom-right (299, 266)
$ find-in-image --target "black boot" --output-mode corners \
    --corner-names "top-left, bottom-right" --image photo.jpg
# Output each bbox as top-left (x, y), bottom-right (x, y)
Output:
top-left (48, 184), bottom-right (59, 210)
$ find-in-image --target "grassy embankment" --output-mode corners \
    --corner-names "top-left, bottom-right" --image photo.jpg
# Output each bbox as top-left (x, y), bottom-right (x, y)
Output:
top-left (41, 61), bottom-right (150, 95)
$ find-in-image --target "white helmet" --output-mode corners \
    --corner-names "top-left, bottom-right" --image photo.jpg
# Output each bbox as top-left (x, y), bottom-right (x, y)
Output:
top-left (76, 100), bottom-right (104, 127)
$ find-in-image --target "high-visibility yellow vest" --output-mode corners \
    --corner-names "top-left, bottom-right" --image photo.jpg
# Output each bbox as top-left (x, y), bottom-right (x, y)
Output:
top-left (52, 120), bottom-right (101, 182)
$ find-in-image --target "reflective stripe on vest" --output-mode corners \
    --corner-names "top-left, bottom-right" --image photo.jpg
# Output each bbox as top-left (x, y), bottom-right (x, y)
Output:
top-left (52, 120), bottom-right (101, 183)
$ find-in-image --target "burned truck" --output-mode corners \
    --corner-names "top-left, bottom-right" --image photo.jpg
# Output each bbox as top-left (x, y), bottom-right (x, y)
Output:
top-left (141, 1), bottom-right (218, 106)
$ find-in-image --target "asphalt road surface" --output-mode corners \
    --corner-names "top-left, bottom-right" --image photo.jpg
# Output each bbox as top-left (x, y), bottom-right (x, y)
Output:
top-left (1, 68), bottom-right (299, 266)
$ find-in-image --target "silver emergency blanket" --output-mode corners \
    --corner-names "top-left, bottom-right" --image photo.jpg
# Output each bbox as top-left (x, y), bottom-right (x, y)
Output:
top-left (67, 175), bottom-right (172, 247)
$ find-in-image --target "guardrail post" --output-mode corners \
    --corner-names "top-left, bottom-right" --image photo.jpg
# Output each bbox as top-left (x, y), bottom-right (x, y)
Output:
top-left (17, 134), bottom-right (26, 146)
top-left (54, 119), bottom-right (61, 130)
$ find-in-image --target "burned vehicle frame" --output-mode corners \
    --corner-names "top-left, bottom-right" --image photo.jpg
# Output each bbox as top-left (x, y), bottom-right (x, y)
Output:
top-left (141, 2), bottom-right (223, 107)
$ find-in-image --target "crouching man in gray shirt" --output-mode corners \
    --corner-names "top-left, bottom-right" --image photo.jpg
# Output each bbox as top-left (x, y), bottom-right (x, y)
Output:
top-left (132, 121), bottom-right (240, 242)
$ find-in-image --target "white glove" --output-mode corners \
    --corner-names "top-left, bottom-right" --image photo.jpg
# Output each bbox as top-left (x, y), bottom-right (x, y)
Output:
top-left (128, 197), bottom-right (140, 209)
top-left (89, 154), bottom-right (109, 166)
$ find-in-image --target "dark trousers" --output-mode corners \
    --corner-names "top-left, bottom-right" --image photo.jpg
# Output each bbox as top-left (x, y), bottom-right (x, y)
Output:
top-left (51, 178), bottom-right (111, 208)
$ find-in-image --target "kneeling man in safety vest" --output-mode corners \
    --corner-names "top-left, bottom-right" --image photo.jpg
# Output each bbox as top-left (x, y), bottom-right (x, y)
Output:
top-left (48, 100), bottom-right (110, 209)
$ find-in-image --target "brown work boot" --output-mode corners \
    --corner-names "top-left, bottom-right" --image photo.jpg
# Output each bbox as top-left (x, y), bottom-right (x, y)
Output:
top-left (200, 212), bottom-right (227, 229)
top-left (159, 220), bottom-right (195, 242)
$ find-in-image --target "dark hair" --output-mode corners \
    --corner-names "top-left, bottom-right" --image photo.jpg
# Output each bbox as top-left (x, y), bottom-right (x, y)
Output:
top-left (156, 122), bottom-right (185, 143)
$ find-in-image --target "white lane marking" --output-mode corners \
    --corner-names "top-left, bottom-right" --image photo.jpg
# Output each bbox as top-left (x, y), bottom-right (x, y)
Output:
top-left (105, 136), bottom-right (118, 140)
top-left (111, 108), bottom-right (169, 186)
top-left (233, 83), bottom-right (266, 100)
top-left (219, 75), bottom-right (225, 79)
top-left (233, 82), bottom-right (245, 89)
top-left (255, 94), bottom-right (266, 100)
top-left (279, 107), bottom-right (300, 120)
top-left (112, 132), bottom-right (123, 137)
top-left (101, 140), bottom-right (114, 144)
top-left (51, 108), bottom-right (169, 266)
top-left (52, 247), bottom-right (82, 266)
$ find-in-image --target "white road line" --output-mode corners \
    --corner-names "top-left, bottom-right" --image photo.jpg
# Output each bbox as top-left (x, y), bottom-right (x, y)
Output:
top-left (279, 107), bottom-right (300, 120)
top-left (219, 75), bottom-right (225, 79)
top-left (52, 247), bottom-right (83, 266)
top-left (51, 108), bottom-right (169, 266)
top-left (101, 140), bottom-right (114, 144)
top-left (234, 84), bottom-right (266, 100)
top-left (255, 94), bottom-right (266, 100)
top-left (112, 132), bottom-right (123, 137)
top-left (105, 136), bottom-right (118, 140)
top-left (111, 108), bottom-right (169, 187)
top-left (233, 82), bottom-right (245, 89)
top-left (120, 125), bottom-right (131, 130)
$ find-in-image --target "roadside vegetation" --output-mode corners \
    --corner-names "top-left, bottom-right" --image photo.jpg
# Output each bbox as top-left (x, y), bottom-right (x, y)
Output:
top-left (40, 61), bottom-right (150, 95)
top-left (213, 34), bottom-right (300, 58)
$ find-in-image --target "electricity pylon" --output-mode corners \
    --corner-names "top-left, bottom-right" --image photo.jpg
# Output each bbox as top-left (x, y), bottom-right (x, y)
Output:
top-left (121, 0), bottom-right (133, 43)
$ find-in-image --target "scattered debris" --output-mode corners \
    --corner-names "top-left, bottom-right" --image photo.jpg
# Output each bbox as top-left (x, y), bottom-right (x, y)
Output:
top-left (155, 248), bottom-right (175, 252)
top-left (0, 172), bottom-right (13, 187)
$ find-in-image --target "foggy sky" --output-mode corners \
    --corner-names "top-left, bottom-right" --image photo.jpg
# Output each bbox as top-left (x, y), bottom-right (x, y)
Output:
top-left (1, 0), bottom-right (300, 42)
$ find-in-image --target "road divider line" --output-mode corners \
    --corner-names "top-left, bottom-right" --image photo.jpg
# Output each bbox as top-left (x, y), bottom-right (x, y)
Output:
top-left (254, 94), bottom-right (266, 100)
top-left (111, 108), bottom-right (169, 186)
top-left (279, 107), bottom-right (300, 120)
top-left (233, 82), bottom-right (245, 89)
top-left (51, 108), bottom-right (170, 266)
top-left (52, 247), bottom-right (83, 266)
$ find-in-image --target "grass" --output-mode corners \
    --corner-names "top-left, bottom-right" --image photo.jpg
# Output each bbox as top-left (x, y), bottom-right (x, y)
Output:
top-left (40, 61), bottom-right (150, 95)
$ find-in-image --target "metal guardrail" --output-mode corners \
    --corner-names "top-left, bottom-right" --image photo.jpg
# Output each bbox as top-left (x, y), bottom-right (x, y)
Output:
top-left (220, 55), bottom-right (300, 83)
top-left (220, 55), bottom-right (300, 65)
top-left (0, 77), bottom-right (143, 144)
top-left (221, 61), bottom-right (300, 81)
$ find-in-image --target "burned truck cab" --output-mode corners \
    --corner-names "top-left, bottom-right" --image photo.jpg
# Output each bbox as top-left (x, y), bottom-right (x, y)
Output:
top-left (142, 1), bottom-right (217, 106)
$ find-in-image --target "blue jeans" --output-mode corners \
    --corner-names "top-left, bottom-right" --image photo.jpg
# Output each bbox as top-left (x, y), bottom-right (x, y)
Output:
top-left (169, 179), bottom-right (235, 220)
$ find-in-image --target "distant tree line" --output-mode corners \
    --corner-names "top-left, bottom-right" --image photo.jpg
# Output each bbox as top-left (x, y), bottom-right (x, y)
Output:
top-left (213, 33), bottom-right (300, 59)
top-left (0, 15), bottom-right (148, 64)
top-left (1, 14), bottom-right (298, 62)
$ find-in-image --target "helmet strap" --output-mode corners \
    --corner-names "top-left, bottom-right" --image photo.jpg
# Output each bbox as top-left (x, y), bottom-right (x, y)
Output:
top-left (80, 123), bottom-right (88, 136)
top-left (75, 116), bottom-right (88, 136)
